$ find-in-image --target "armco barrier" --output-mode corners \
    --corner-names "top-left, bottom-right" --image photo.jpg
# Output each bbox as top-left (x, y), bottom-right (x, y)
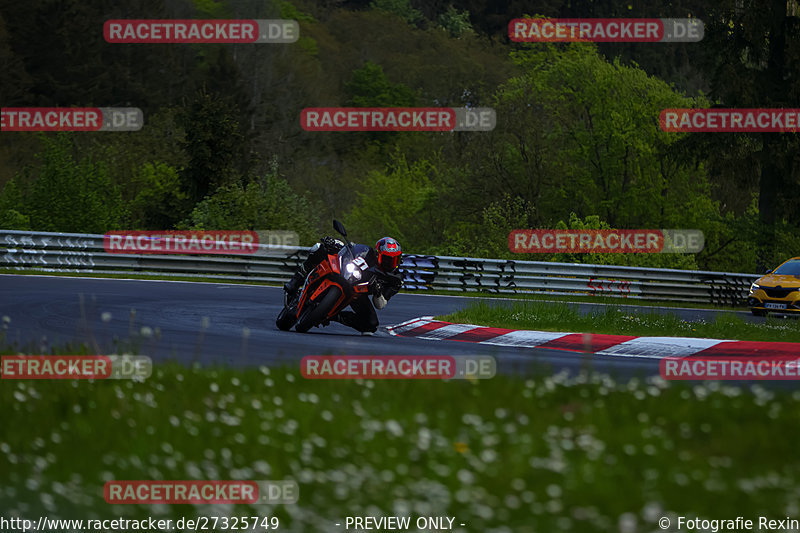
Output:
top-left (0, 230), bottom-right (759, 306)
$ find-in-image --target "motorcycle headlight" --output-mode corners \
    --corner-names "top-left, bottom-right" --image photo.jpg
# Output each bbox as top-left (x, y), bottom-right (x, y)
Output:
top-left (345, 262), bottom-right (362, 280)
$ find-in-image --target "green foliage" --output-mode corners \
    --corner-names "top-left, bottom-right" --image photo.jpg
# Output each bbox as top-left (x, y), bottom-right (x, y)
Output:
top-left (547, 213), bottom-right (700, 270)
top-left (278, 1), bottom-right (317, 23)
top-left (128, 163), bottom-right (187, 230)
top-left (178, 89), bottom-right (245, 214)
top-left (0, 179), bottom-right (30, 230)
top-left (438, 44), bottom-right (717, 266)
top-left (0, 1), bottom-right (793, 274)
top-left (0, 209), bottom-right (30, 230)
top-left (24, 135), bottom-right (126, 233)
top-left (346, 153), bottom-right (439, 247)
top-left (180, 157), bottom-right (319, 244)
top-left (191, 0), bottom-right (231, 18)
top-left (344, 61), bottom-right (417, 107)
top-left (497, 44), bottom-right (710, 228)
top-left (773, 222), bottom-right (800, 266)
top-left (369, 0), bottom-right (424, 26)
top-left (277, 1), bottom-right (319, 56)
top-left (435, 195), bottom-right (535, 258)
top-left (438, 6), bottom-right (473, 38)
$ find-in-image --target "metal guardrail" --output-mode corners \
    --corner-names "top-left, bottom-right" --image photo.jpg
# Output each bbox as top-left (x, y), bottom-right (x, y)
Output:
top-left (0, 230), bottom-right (760, 306)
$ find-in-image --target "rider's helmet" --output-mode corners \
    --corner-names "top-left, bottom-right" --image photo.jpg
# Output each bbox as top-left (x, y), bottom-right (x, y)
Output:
top-left (375, 237), bottom-right (402, 272)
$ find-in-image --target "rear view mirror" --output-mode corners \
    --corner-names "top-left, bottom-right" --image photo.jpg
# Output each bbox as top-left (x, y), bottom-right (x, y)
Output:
top-left (764, 269), bottom-right (773, 274)
top-left (333, 219), bottom-right (347, 237)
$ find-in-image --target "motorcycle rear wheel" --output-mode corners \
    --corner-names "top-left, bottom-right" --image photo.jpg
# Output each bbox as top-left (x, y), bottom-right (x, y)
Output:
top-left (276, 305), bottom-right (297, 331)
top-left (295, 286), bottom-right (343, 333)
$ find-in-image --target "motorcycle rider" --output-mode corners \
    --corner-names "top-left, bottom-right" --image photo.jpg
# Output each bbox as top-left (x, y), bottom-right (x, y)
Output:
top-left (283, 236), bottom-right (404, 335)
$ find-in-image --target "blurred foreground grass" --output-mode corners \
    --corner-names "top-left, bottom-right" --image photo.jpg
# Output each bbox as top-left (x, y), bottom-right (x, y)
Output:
top-left (2, 363), bottom-right (800, 532)
top-left (439, 300), bottom-right (800, 343)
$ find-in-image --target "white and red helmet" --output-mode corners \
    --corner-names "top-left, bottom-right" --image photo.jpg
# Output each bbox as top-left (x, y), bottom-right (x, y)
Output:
top-left (375, 237), bottom-right (402, 271)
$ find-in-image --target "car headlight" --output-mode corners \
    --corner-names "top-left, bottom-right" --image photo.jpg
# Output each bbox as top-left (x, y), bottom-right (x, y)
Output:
top-left (345, 262), bottom-right (362, 280)
top-left (750, 282), bottom-right (760, 292)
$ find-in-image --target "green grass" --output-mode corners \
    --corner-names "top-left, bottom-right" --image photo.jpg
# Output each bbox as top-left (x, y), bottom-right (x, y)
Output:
top-left (415, 288), bottom-right (747, 312)
top-left (2, 362), bottom-right (800, 532)
top-left (437, 300), bottom-right (800, 343)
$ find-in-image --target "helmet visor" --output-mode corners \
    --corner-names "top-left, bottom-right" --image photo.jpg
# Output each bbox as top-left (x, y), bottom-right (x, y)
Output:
top-left (379, 252), bottom-right (401, 271)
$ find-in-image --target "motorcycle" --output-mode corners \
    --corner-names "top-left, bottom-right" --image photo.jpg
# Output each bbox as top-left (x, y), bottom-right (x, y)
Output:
top-left (276, 220), bottom-right (381, 333)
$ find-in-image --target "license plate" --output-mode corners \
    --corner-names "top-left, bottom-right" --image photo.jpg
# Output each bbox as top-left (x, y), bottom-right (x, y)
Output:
top-left (765, 302), bottom-right (788, 310)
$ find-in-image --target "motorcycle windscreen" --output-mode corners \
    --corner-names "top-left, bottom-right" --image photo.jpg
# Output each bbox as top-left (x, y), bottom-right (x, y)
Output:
top-left (339, 244), bottom-right (377, 284)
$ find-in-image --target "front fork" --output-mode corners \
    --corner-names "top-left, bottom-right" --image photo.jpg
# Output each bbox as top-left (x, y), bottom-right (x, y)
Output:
top-left (286, 271), bottom-right (313, 312)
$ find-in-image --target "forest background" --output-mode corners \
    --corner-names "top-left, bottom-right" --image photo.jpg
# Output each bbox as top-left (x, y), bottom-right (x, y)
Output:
top-left (1, 0), bottom-right (799, 273)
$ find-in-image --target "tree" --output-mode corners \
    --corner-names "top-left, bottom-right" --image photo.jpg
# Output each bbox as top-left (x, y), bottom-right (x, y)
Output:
top-left (434, 43), bottom-right (736, 267)
top-left (346, 152), bottom-right (441, 248)
top-left (369, 0), bottom-right (424, 26)
top-left (454, 44), bottom-right (713, 226)
top-left (345, 61), bottom-right (417, 107)
top-left (180, 157), bottom-right (320, 244)
top-left (438, 5), bottom-right (473, 38)
top-left (546, 213), bottom-right (699, 269)
top-left (688, 0), bottom-right (800, 269)
top-left (178, 89), bottom-right (245, 214)
top-left (128, 163), bottom-right (187, 230)
top-left (0, 179), bottom-right (31, 230)
top-left (24, 134), bottom-right (126, 233)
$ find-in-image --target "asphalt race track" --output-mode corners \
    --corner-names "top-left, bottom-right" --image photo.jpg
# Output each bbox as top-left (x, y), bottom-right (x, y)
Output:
top-left (0, 274), bottom-right (763, 379)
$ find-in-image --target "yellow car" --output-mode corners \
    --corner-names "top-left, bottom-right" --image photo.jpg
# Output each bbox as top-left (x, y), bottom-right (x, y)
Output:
top-left (748, 257), bottom-right (800, 316)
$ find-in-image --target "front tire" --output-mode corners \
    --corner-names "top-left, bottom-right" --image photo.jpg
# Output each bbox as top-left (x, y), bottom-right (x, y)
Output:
top-left (751, 308), bottom-right (767, 317)
top-left (295, 286), bottom-right (343, 333)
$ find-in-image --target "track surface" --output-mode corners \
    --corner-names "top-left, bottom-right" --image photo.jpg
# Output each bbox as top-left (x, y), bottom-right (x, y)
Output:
top-left (0, 274), bottom-right (763, 378)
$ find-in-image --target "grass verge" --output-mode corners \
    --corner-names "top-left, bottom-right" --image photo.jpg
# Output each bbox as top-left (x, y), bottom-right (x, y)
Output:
top-left (437, 300), bottom-right (800, 343)
top-left (1, 362), bottom-right (800, 532)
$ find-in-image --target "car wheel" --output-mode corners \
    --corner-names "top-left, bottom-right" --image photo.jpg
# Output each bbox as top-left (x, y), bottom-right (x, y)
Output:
top-left (751, 308), bottom-right (767, 317)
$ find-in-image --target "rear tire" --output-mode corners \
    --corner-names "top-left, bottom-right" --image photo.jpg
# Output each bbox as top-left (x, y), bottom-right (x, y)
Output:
top-left (295, 286), bottom-right (343, 333)
top-left (276, 305), bottom-right (296, 331)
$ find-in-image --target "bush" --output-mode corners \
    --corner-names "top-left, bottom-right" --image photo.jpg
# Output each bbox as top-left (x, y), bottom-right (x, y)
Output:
top-left (24, 134), bottom-right (126, 233)
top-left (180, 157), bottom-right (319, 244)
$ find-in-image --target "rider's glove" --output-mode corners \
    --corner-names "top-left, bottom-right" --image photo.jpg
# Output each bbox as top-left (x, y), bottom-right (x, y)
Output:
top-left (321, 236), bottom-right (344, 253)
top-left (379, 272), bottom-right (403, 300)
top-left (373, 292), bottom-right (388, 310)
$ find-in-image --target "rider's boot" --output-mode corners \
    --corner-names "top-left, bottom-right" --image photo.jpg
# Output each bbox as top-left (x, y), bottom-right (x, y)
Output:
top-left (283, 266), bottom-right (307, 298)
top-left (321, 312), bottom-right (343, 327)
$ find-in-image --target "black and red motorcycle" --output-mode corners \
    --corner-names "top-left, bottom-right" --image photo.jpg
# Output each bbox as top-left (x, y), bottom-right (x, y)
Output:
top-left (276, 220), bottom-right (381, 333)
